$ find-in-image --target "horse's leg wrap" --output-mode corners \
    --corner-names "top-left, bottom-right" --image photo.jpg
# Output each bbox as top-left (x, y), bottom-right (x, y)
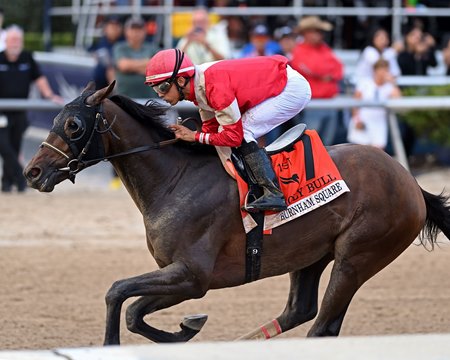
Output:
top-left (236, 319), bottom-right (283, 340)
top-left (237, 255), bottom-right (333, 341)
top-left (239, 141), bottom-right (287, 212)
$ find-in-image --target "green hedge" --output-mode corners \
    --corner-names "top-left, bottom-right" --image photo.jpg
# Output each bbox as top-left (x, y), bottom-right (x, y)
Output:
top-left (24, 32), bottom-right (75, 51)
top-left (401, 85), bottom-right (450, 147)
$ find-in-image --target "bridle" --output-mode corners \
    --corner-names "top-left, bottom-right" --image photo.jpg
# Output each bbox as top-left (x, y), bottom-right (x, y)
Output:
top-left (41, 95), bottom-right (178, 183)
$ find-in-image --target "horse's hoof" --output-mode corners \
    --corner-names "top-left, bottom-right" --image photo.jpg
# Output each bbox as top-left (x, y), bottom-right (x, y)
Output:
top-left (181, 314), bottom-right (208, 331)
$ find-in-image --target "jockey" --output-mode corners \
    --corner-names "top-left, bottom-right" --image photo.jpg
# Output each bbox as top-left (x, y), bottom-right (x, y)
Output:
top-left (145, 48), bottom-right (311, 212)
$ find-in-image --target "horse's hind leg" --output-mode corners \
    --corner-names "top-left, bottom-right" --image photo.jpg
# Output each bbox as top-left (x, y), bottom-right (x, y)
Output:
top-left (306, 256), bottom-right (359, 336)
top-left (237, 254), bottom-right (333, 340)
top-left (307, 230), bottom-right (417, 337)
top-left (125, 295), bottom-right (208, 343)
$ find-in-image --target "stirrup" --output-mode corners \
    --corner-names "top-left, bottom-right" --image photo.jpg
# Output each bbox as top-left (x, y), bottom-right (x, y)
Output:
top-left (241, 191), bottom-right (256, 212)
top-left (243, 195), bottom-right (288, 213)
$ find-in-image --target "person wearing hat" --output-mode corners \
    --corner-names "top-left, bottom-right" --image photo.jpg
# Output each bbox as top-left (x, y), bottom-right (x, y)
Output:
top-left (290, 16), bottom-right (343, 146)
top-left (110, 16), bottom-right (160, 189)
top-left (112, 16), bottom-right (160, 99)
top-left (88, 15), bottom-right (124, 89)
top-left (274, 26), bottom-right (297, 61)
top-left (239, 24), bottom-right (281, 58)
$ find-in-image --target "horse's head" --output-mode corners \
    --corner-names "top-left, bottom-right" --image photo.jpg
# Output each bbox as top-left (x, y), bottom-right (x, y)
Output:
top-left (24, 81), bottom-right (116, 192)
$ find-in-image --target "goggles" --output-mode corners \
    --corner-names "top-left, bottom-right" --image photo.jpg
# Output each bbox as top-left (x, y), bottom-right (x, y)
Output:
top-left (152, 80), bottom-right (173, 94)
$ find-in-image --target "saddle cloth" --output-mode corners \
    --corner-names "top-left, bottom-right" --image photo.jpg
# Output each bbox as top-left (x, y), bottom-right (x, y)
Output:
top-left (232, 129), bottom-right (350, 233)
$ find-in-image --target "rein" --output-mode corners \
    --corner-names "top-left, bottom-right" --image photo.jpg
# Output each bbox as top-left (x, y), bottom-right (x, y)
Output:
top-left (80, 139), bottom-right (179, 165)
top-left (41, 101), bottom-right (178, 182)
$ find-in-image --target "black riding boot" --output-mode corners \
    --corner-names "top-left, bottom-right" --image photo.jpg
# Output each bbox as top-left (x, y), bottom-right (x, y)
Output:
top-left (239, 141), bottom-right (287, 212)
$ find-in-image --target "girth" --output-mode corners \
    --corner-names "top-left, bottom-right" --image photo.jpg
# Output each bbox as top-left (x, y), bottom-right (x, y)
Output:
top-left (231, 123), bottom-right (312, 283)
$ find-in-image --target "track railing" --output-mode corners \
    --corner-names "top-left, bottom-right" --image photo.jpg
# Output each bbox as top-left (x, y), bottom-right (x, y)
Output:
top-left (2, 96), bottom-right (450, 171)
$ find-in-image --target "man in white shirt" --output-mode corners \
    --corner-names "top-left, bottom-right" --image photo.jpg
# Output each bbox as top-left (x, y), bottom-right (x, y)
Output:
top-left (176, 7), bottom-right (231, 64)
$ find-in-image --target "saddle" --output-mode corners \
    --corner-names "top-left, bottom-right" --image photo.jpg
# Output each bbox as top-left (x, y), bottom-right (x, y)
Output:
top-left (266, 124), bottom-right (307, 154)
top-left (231, 124), bottom-right (307, 188)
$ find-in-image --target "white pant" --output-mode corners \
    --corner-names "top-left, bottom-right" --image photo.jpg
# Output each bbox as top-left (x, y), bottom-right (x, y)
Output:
top-left (242, 66), bottom-right (312, 143)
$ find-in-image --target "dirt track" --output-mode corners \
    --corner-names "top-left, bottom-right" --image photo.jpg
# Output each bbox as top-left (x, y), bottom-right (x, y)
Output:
top-left (1, 168), bottom-right (450, 350)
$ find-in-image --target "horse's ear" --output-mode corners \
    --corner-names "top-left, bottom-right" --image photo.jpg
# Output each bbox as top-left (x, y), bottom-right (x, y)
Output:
top-left (81, 81), bottom-right (96, 94)
top-left (85, 81), bottom-right (116, 106)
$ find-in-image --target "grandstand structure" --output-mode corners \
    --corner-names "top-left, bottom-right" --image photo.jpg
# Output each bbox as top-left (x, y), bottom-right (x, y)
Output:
top-left (48, 1), bottom-right (450, 52)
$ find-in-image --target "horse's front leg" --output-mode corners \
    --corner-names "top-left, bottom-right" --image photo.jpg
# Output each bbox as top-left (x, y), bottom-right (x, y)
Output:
top-left (125, 294), bottom-right (208, 343)
top-left (103, 261), bottom-right (209, 345)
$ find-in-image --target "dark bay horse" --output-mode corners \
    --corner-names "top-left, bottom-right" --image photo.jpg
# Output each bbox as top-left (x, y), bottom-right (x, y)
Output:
top-left (24, 82), bottom-right (450, 345)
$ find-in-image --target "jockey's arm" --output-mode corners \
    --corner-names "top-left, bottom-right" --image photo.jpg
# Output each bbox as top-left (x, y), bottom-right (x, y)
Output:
top-left (195, 120), bottom-right (243, 147)
top-left (168, 119), bottom-right (243, 147)
top-left (170, 99), bottom-right (244, 147)
top-left (195, 105), bottom-right (243, 147)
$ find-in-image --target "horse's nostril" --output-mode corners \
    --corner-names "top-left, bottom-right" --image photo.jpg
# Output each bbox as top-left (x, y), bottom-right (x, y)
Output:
top-left (27, 167), bottom-right (41, 180)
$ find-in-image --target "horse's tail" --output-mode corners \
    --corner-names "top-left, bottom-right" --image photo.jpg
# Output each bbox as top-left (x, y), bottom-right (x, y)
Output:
top-left (420, 189), bottom-right (450, 248)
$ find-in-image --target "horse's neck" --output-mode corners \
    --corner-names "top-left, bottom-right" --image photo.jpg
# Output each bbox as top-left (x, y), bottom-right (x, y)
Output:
top-left (103, 106), bottom-right (225, 216)
top-left (111, 147), bottom-right (190, 210)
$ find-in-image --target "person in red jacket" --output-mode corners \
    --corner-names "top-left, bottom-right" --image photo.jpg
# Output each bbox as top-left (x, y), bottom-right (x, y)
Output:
top-left (145, 48), bottom-right (311, 212)
top-left (290, 16), bottom-right (343, 145)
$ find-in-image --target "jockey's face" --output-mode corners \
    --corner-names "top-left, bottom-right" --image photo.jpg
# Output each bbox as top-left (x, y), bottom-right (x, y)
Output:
top-left (154, 77), bottom-right (188, 106)
top-left (154, 81), bottom-right (176, 105)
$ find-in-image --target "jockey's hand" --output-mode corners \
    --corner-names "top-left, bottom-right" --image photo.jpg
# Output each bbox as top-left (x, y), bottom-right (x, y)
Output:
top-left (168, 124), bottom-right (196, 142)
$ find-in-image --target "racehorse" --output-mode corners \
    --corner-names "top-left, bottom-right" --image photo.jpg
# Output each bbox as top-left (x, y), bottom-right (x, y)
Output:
top-left (24, 81), bottom-right (450, 345)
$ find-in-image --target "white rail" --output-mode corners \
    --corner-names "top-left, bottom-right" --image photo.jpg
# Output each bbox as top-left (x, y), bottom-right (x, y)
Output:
top-left (2, 96), bottom-right (450, 111)
top-left (2, 96), bottom-right (449, 170)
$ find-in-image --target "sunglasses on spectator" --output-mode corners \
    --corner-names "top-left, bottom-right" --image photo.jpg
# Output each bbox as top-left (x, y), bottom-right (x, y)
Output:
top-left (152, 81), bottom-right (173, 94)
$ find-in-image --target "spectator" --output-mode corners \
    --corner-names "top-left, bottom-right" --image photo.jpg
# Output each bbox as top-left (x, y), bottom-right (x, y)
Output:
top-left (442, 36), bottom-right (450, 76)
top-left (354, 28), bottom-right (401, 81)
top-left (290, 16), bottom-right (344, 146)
top-left (112, 16), bottom-right (159, 99)
top-left (88, 15), bottom-right (123, 90)
top-left (109, 16), bottom-right (159, 189)
top-left (396, 26), bottom-right (437, 159)
top-left (0, 25), bottom-right (63, 193)
top-left (397, 26), bottom-right (437, 75)
top-left (238, 24), bottom-right (281, 58)
top-left (348, 59), bottom-right (401, 151)
top-left (177, 7), bottom-right (231, 64)
top-left (237, 23), bottom-right (282, 144)
top-left (226, 15), bottom-right (247, 57)
top-left (274, 26), bottom-right (297, 62)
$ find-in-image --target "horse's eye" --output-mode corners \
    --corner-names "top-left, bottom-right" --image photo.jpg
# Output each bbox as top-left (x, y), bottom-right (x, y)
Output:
top-left (68, 121), bottom-right (79, 131)
top-left (66, 117), bottom-right (84, 140)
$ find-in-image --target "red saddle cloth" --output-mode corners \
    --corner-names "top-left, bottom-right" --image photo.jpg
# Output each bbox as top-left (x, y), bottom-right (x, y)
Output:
top-left (234, 129), bottom-right (350, 233)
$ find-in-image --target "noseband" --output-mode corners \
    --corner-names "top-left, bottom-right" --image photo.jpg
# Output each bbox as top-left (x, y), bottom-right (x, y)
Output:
top-left (41, 95), bottom-right (178, 183)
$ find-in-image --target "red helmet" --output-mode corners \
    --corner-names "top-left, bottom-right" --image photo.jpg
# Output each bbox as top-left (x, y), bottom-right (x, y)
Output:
top-left (145, 49), bottom-right (195, 86)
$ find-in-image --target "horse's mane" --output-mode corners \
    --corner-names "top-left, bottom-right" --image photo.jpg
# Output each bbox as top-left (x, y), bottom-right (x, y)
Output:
top-left (108, 94), bottom-right (217, 156)
top-left (108, 94), bottom-right (173, 139)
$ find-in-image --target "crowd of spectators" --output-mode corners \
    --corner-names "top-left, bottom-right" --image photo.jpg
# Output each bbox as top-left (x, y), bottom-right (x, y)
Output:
top-left (83, 6), bottom-right (448, 167)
